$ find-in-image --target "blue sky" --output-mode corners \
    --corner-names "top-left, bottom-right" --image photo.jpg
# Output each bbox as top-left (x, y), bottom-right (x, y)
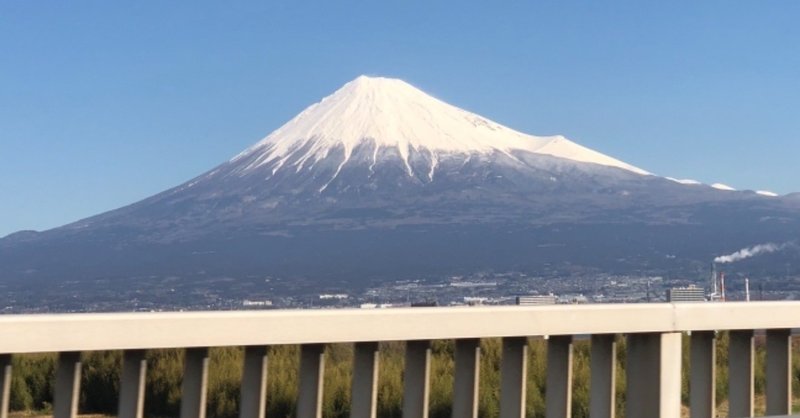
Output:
top-left (1, 2), bottom-right (799, 236)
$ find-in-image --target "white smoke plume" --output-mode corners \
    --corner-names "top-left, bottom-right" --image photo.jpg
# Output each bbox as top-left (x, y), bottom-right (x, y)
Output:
top-left (714, 242), bottom-right (790, 264)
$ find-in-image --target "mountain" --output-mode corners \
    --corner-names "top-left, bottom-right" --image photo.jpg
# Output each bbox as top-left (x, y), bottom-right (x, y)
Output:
top-left (2, 76), bottom-right (799, 300)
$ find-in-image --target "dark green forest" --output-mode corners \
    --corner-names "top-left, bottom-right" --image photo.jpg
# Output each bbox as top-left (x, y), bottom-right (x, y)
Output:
top-left (8, 333), bottom-right (800, 417)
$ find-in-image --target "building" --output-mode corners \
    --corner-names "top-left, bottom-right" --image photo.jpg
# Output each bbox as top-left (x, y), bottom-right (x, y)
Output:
top-left (319, 294), bottom-right (348, 300)
top-left (463, 296), bottom-right (488, 305)
top-left (516, 294), bottom-right (557, 306)
top-left (242, 300), bottom-right (273, 307)
top-left (666, 285), bottom-right (706, 303)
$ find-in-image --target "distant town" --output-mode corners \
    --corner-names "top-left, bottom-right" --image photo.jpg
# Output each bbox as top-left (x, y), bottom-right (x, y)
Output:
top-left (3, 268), bottom-right (800, 314)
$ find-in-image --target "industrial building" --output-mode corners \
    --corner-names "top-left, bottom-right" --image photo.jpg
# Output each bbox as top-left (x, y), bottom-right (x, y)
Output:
top-left (516, 294), bottom-right (557, 306)
top-left (666, 285), bottom-right (706, 303)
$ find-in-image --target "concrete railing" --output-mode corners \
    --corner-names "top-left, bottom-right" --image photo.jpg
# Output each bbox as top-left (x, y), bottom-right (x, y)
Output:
top-left (0, 302), bottom-right (799, 418)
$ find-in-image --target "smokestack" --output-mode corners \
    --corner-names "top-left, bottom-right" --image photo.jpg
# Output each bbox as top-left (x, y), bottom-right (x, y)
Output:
top-left (711, 262), bottom-right (718, 297)
top-left (720, 272), bottom-right (726, 302)
top-left (745, 277), bottom-right (751, 302)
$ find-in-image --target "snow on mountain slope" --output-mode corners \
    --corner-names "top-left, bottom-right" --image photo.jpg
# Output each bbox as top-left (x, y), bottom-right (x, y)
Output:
top-left (666, 177), bottom-right (702, 185)
top-left (712, 183), bottom-right (736, 191)
top-left (666, 178), bottom-right (781, 197)
top-left (231, 76), bottom-right (650, 178)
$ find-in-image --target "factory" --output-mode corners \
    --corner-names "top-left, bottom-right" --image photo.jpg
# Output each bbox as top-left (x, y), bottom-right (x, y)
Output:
top-left (706, 262), bottom-right (752, 302)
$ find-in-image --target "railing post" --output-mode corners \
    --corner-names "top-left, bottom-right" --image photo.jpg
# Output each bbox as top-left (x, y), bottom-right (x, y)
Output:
top-left (659, 332), bottom-right (682, 418)
top-left (689, 331), bottom-right (715, 418)
top-left (297, 344), bottom-right (325, 418)
top-left (240, 346), bottom-right (269, 418)
top-left (452, 339), bottom-right (480, 418)
top-left (351, 342), bottom-right (380, 418)
top-left (728, 330), bottom-right (754, 417)
top-left (627, 333), bottom-right (658, 417)
top-left (402, 340), bottom-right (431, 418)
top-left (589, 334), bottom-right (616, 418)
top-left (54, 351), bottom-right (81, 418)
top-left (180, 347), bottom-right (209, 418)
top-left (118, 349), bottom-right (147, 418)
top-left (626, 333), bottom-right (681, 418)
top-left (546, 336), bottom-right (573, 418)
top-left (499, 337), bottom-right (528, 418)
top-left (765, 328), bottom-right (792, 416)
top-left (0, 354), bottom-right (11, 418)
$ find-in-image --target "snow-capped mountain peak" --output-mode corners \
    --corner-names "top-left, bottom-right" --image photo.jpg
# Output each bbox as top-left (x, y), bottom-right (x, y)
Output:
top-left (231, 75), bottom-right (649, 177)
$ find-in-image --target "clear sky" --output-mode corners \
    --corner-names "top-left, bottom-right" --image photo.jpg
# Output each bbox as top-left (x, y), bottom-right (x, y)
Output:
top-left (1, 2), bottom-right (799, 237)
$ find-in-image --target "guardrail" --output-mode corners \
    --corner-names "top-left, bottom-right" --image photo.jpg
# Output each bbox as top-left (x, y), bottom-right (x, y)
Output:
top-left (0, 302), bottom-right (798, 418)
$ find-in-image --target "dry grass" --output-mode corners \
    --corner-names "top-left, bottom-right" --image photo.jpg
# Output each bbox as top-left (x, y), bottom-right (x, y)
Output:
top-left (9, 414), bottom-right (111, 418)
top-left (681, 395), bottom-right (800, 417)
